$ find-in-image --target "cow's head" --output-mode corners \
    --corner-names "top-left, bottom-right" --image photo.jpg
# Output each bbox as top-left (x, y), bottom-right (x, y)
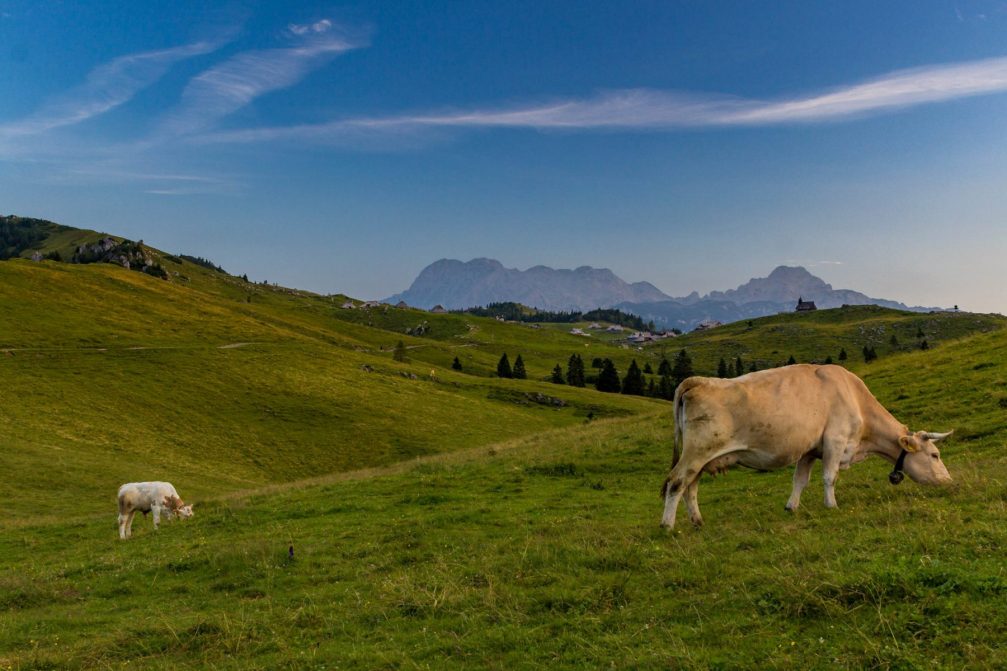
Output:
top-left (899, 431), bottom-right (953, 485)
top-left (175, 503), bottom-right (194, 519)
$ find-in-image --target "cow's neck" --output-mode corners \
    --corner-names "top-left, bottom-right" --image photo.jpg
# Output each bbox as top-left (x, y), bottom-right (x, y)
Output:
top-left (861, 402), bottom-right (907, 463)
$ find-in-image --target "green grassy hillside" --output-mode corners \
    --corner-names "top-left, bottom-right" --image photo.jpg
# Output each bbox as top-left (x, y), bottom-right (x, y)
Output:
top-left (665, 304), bottom-right (1006, 374)
top-left (2, 327), bottom-right (1005, 669)
top-left (3, 221), bottom-right (1006, 668)
top-left (0, 257), bottom-right (660, 520)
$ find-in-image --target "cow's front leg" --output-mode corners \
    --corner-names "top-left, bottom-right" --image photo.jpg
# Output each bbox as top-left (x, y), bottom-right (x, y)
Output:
top-left (786, 453), bottom-right (816, 511)
top-left (821, 445), bottom-right (843, 508)
top-left (152, 505), bottom-right (162, 530)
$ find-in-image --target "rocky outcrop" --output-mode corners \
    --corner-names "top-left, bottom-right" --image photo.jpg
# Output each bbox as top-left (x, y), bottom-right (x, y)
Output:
top-left (73, 238), bottom-right (168, 279)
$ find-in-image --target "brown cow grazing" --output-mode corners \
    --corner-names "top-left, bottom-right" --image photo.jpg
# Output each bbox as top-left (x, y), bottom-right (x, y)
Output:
top-left (661, 364), bottom-right (952, 529)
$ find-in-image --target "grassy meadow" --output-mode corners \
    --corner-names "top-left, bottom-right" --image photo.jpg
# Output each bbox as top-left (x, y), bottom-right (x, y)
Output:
top-left (2, 247), bottom-right (1006, 669)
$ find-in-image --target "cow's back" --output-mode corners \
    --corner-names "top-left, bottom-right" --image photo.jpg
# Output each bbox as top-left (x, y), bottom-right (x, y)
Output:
top-left (677, 365), bottom-right (865, 466)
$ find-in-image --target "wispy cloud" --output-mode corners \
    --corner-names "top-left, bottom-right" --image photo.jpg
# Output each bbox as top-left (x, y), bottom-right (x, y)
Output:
top-left (0, 39), bottom-right (227, 139)
top-left (287, 19), bottom-right (333, 36)
top-left (157, 24), bottom-right (366, 137)
top-left (198, 54), bottom-right (1007, 144)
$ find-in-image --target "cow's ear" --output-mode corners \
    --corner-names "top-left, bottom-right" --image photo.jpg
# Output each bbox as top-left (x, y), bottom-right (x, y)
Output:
top-left (899, 435), bottom-right (920, 453)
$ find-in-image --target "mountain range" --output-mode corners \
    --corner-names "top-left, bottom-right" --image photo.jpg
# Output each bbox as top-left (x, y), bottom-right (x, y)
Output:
top-left (387, 260), bottom-right (941, 330)
top-left (384, 258), bottom-right (670, 312)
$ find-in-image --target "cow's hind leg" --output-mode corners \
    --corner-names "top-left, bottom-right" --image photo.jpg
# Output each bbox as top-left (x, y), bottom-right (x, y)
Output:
top-left (118, 513), bottom-right (128, 540)
top-left (685, 476), bottom-right (703, 527)
top-left (786, 453), bottom-right (817, 511)
top-left (661, 464), bottom-right (703, 529)
top-left (125, 510), bottom-right (136, 538)
top-left (661, 473), bottom-right (686, 530)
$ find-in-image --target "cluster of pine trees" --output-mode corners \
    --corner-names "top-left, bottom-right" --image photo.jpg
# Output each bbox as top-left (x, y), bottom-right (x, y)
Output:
top-left (547, 349), bottom-right (695, 399)
top-left (495, 353), bottom-right (527, 379)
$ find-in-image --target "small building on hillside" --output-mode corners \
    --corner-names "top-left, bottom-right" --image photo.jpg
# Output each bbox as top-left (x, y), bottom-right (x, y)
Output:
top-left (693, 319), bottom-right (723, 332)
top-left (430, 304), bottom-right (448, 314)
top-left (795, 297), bottom-right (817, 312)
top-left (340, 300), bottom-right (357, 309)
top-left (395, 301), bottom-right (409, 309)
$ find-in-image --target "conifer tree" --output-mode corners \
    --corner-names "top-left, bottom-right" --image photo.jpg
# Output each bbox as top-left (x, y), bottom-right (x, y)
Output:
top-left (672, 349), bottom-right (694, 388)
top-left (920, 339), bottom-right (929, 351)
top-left (566, 353), bottom-right (586, 387)
top-left (717, 358), bottom-right (729, 378)
top-left (622, 359), bottom-right (645, 395)
top-left (734, 356), bottom-right (743, 377)
top-left (749, 362), bottom-right (758, 373)
top-left (658, 372), bottom-right (675, 400)
top-left (591, 357), bottom-right (603, 368)
top-left (787, 355), bottom-right (797, 365)
top-left (497, 353), bottom-right (513, 378)
top-left (839, 347), bottom-right (848, 361)
top-left (647, 378), bottom-right (656, 396)
top-left (596, 359), bottom-right (621, 393)
top-left (824, 355), bottom-right (833, 365)
top-left (393, 340), bottom-right (408, 362)
top-left (643, 362), bottom-right (653, 375)
top-left (551, 364), bottom-right (565, 384)
top-left (451, 356), bottom-right (462, 371)
top-left (658, 357), bottom-right (671, 377)
top-left (512, 355), bottom-right (527, 379)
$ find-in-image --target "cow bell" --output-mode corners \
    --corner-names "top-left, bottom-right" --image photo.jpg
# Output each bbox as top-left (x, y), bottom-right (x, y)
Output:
top-left (888, 470), bottom-right (905, 485)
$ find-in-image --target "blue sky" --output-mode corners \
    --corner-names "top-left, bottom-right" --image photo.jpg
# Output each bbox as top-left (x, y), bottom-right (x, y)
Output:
top-left (2, 1), bottom-right (1006, 311)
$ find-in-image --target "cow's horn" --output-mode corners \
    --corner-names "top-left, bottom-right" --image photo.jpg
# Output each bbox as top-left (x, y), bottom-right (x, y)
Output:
top-left (924, 431), bottom-right (953, 442)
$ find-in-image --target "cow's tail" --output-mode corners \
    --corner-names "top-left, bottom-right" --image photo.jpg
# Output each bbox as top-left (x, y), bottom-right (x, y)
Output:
top-left (661, 381), bottom-right (689, 498)
top-left (672, 384), bottom-right (687, 469)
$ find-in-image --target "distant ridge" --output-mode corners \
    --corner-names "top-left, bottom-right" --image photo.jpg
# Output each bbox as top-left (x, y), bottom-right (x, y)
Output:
top-left (618, 265), bottom-right (943, 331)
top-left (385, 258), bottom-right (671, 312)
top-left (388, 259), bottom-right (944, 330)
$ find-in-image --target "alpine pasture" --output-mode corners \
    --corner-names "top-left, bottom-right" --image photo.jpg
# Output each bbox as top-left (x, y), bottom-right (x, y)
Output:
top-left (2, 246), bottom-right (1007, 669)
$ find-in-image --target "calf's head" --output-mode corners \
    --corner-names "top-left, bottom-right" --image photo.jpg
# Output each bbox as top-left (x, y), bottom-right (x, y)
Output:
top-left (175, 504), bottom-right (194, 519)
top-left (900, 431), bottom-right (953, 485)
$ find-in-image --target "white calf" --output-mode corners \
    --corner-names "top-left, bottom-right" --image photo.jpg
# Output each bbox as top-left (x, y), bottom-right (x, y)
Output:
top-left (117, 481), bottom-right (194, 539)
